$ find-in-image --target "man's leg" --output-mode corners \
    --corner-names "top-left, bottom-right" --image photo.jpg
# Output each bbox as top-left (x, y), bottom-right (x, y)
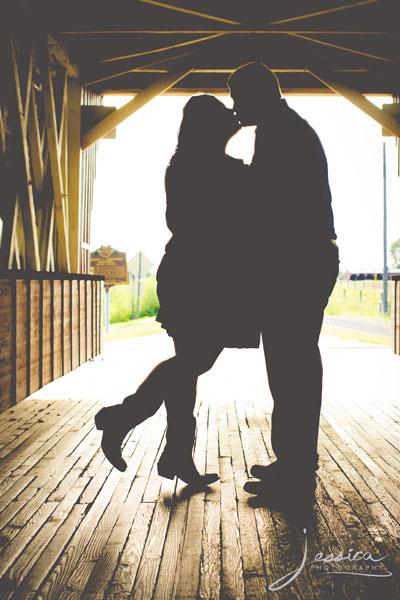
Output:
top-left (245, 245), bottom-right (339, 507)
top-left (262, 306), bottom-right (324, 475)
top-left (243, 306), bottom-right (324, 511)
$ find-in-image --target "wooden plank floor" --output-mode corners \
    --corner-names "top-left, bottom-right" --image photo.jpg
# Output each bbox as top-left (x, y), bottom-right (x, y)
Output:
top-left (0, 333), bottom-right (399, 599)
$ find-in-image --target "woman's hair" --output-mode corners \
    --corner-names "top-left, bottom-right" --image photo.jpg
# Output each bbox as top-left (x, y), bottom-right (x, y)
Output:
top-left (169, 95), bottom-right (229, 165)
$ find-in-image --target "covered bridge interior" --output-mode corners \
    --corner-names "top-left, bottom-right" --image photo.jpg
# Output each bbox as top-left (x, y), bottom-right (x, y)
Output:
top-left (0, 2), bottom-right (400, 598)
top-left (2, 0), bottom-right (400, 410)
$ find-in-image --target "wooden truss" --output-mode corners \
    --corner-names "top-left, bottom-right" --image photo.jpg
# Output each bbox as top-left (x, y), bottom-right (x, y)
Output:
top-left (75, 1), bottom-right (400, 149)
top-left (0, 33), bottom-right (82, 272)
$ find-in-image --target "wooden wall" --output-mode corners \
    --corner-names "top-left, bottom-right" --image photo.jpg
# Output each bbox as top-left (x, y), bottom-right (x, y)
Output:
top-left (0, 32), bottom-right (100, 276)
top-left (0, 273), bottom-right (103, 413)
top-left (393, 276), bottom-right (400, 355)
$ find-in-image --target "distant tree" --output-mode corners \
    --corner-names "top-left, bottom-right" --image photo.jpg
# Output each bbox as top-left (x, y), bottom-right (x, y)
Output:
top-left (390, 238), bottom-right (400, 268)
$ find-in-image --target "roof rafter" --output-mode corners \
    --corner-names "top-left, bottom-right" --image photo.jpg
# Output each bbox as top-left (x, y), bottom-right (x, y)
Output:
top-left (135, 0), bottom-right (396, 67)
top-left (84, 50), bottom-right (194, 85)
top-left (137, 0), bottom-right (240, 25)
top-left (138, 0), bottom-right (382, 29)
top-left (308, 69), bottom-right (400, 136)
top-left (82, 54), bottom-right (196, 148)
top-left (59, 30), bottom-right (398, 35)
top-left (270, 0), bottom-right (381, 25)
top-left (100, 32), bottom-right (224, 63)
top-left (288, 32), bottom-right (396, 63)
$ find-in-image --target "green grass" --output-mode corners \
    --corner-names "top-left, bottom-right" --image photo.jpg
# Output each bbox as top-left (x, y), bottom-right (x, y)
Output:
top-left (104, 316), bottom-right (163, 341)
top-left (105, 278), bottom-right (393, 345)
top-left (325, 281), bottom-right (391, 321)
top-left (109, 275), bottom-right (160, 324)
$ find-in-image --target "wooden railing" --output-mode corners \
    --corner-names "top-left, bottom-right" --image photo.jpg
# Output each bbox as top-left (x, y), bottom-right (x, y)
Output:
top-left (0, 272), bottom-right (104, 413)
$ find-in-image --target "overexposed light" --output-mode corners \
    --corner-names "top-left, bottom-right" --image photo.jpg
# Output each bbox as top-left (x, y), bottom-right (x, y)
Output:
top-left (91, 94), bottom-right (400, 273)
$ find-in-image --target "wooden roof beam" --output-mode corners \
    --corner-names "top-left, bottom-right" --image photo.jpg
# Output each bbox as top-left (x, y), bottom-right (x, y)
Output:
top-left (308, 70), bottom-right (400, 137)
top-left (137, 1), bottom-right (241, 25)
top-left (270, 0), bottom-right (381, 25)
top-left (47, 34), bottom-right (79, 77)
top-left (136, 1), bottom-right (396, 67)
top-left (83, 50), bottom-right (193, 86)
top-left (81, 57), bottom-right (194, 149)
top-left (288, 32), bottom-right (396, 63)
top-left (138, 0), bottom-right (381, 28)
top-left (59, 30), bottom-right (399, 35)
top-left (100, 32), bottom-right (225, 63)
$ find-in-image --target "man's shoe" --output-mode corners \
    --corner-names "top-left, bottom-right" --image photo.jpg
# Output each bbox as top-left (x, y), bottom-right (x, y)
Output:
top-left (245, 478), bottom-right (316, 513)
top-left (250, 461), bottom-right (282, 481)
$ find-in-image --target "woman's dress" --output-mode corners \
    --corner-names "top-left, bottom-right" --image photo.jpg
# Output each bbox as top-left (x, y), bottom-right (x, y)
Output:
top-left (156, 153), bottom-right (260, 348)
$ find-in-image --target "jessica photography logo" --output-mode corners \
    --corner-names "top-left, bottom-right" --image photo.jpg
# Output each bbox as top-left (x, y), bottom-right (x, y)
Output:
top-left (269, 528), bottom-right (393, 591)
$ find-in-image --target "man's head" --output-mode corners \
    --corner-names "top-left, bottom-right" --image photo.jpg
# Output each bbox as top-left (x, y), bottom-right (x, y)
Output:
top-left (228, 62), bottom-right (282, 126)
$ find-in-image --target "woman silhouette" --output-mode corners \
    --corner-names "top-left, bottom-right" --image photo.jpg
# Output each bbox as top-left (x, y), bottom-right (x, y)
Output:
top-left (95, 95), bottom-right (259, 486)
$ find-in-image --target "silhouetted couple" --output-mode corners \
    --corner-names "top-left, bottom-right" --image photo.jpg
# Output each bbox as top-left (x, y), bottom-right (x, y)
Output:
top-left (95, 62), bottom-right (339, 512)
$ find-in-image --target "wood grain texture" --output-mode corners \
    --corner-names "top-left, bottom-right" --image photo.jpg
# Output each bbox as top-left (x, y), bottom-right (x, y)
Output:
top-left (0, 281), bottom-right (12, 411)
top-left (62, 280), bottom-right (71, 376)
top-left (0, 337), bottom-right (399, 599)
top-left (0, 275), bottom-right (103, 411)
top-left (15, 280), bottom-right (27, 403)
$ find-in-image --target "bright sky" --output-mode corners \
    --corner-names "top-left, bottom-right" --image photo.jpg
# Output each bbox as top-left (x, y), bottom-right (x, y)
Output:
top-left (91, 94), bottom-right (400, 274)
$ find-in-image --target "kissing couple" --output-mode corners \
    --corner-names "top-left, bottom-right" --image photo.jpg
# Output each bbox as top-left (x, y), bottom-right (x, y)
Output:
top-left (95, 62), bottom-right (340, 513)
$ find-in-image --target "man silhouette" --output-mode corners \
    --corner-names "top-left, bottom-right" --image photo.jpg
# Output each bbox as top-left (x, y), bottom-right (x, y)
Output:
top-left (228, 62), bottom-right (339, 511)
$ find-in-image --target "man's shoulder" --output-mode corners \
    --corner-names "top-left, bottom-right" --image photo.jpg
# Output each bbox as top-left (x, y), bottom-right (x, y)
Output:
top-left (286, 106), bottom-right (320, 143)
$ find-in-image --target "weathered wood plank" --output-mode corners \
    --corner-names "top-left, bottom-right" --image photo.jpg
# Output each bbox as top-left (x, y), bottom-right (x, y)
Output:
top-left (62, 280), bottom-right (71, 375)
top-left (15, 279), bottom-right (27, 403)
top-left (0, 280), bottom-right (13, 412)
top-left (220, 456), bottom-right (245, 600)
top-left (29, 280), bottom-right (40, 395)
top-left (0, 483), bottom-right (87, 600)
top-left (130, 478), bottom-right (175, 599)
top-left (35, 468), bottom-right (125, 600)
top-left (41, 279), bottom-right (52, 386)
top-left (53, 280), bottom-right (63, 380)
top-left (67, 77), bottom-right (81, 274)
top-left (8, 36), bottom-right (40, 271)
top-left (199, 498), bottom-right (221, 600)
top-left (0, 337), bottom-right (399, 600)
top-left (37, 37), bottom-right (70, 272)
top-left (105, 502), bottom-right (155, 600)
top-left (174, 493), bottom-right (205, 599)
top-left (56, 478), bottom-right (132, 600)
top-left (152, 499), bottom-right (189, 600)
top-left (79, 477), bottom-right (147, 600)
top-left (71, 279), bottom-right (79, 370)
top-left (15, 504), bottom-right (87, 600)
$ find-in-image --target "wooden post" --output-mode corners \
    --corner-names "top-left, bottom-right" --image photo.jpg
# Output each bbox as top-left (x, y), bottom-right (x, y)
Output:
top-left (67, 77), bottom-right (82, 273)
top-left (37, 36), bottom-right (71, 272)
top-left (81, 61), bottom-right (194, 149)
top-left (8, 36), bottom-right (41, 271)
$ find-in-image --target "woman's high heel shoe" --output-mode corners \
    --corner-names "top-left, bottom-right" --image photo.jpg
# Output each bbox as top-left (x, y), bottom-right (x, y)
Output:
top-left (157, 452), bottom-right (219, 487)
top-left (95, 405), bottom-right (133, 472)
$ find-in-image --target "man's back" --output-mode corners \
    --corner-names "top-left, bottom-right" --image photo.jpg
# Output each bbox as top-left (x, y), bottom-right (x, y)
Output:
top-left (251, 100), bottom-right (336, 257)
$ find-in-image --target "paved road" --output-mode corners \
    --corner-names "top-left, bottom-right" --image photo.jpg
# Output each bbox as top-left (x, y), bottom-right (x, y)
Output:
top-left (323, 314), bottom-right (391, 337)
